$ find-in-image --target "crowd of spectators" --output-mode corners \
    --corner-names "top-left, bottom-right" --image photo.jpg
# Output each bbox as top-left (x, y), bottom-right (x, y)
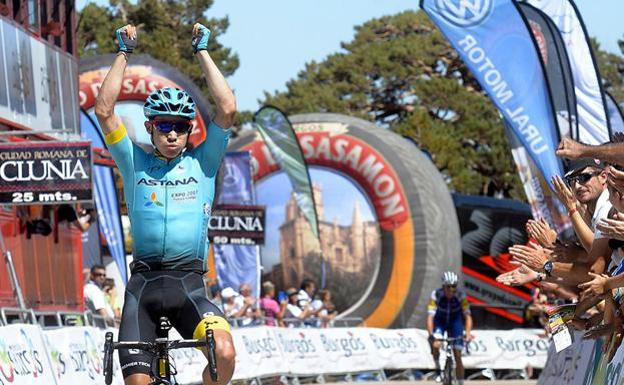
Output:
top-left (209, 278), bottom-right (338, 328)
top-left (496, 137), bottom-right (624, 361)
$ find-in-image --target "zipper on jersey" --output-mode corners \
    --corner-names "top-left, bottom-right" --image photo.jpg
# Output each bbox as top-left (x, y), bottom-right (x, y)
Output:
top-left (162, 164), bottom-right (168, 257)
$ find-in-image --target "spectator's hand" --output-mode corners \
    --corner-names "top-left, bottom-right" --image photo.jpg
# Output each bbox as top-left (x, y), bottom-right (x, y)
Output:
top-left (556, 137), bottom-right (585, 159)
top-left (496, 264), bottom-right (539, 286)
top-left (509, 243), bottom-right (550, 272)
top-left (596, 215), bottom-right (624, 241)
top-left (583, 323), bottom-right (613, 340)
top-left (280, 299), bottom-right (288, 308)
top-left (614, 133), bottom-right (624, 143)
top-left (578, 272), bottom-right (609, 297)
top-left (116, 24), bottom-right (137, 53)
top-left (526, 218), bottom-right (557, 248)
top-left (244, 297), bottom-right (256, 306)
top-left (552, 175), bottom-right (578, 211)
top-left (607, 166), bottom-right (624, 195)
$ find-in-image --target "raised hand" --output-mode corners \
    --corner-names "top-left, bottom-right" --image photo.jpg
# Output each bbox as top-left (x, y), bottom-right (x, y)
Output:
top-left (551, 175), bottom-right (578, 211)
top-left (526, 218), bottom-right (557, 248)
top-left (116, 24), bottom-right (137, 53)
top-left (578, 272), bottom-right (609, 297)
top-left (192, 23), bottom-right (211, 53)
top-left (596, 216), bottom-right (624, 241)
top-left (509, 243), bottom-right (550, 272)
top-left (496, 264), bottom-right (539, 286)
top-left (556, 137), bottom-right (585, 159)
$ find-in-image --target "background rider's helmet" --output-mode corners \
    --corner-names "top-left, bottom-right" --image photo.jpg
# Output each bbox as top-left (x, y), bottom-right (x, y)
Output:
top-left (441, 271), bottom-right (458, 286)
top-left (144, 87), bottom-right (196, 120)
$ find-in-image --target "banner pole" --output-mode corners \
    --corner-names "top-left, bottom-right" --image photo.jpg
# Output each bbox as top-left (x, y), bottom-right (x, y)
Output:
top-left (0, 223), bottom-right (26, 309)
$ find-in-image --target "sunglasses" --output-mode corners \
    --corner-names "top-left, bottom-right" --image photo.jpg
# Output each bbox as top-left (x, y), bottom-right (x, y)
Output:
top-left (93, 273), bottom-right (106, 278)
top-left (565, 171), bottom-right (600, 186)
top-left (152, 120), bottom-right (193, 134)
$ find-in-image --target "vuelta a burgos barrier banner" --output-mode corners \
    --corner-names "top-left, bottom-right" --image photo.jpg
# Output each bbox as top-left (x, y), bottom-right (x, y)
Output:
top-left (525, 0), bottom-right (611, 144)
top-left (229, 113), bottom-right (462, 328)
top-left (0, 324), bottom-right (549, 384)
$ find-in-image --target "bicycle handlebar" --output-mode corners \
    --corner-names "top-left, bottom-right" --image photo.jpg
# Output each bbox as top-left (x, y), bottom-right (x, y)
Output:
top-left (112, 338), bottom-right (207, 353)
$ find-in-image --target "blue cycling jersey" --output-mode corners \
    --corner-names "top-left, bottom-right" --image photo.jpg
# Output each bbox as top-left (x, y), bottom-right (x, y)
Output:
top-left (105, 121), bottom-right (230, 271)
top-left (427, 288), bottom-right (471, 323)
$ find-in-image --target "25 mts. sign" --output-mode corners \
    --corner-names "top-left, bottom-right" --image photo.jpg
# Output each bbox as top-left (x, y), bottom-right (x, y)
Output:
top-left (0, 141), bottom-right (93, 205)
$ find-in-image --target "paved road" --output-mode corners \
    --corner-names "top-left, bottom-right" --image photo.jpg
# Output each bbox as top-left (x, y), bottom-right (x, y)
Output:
top-left (333, 381), bottom-right (537, 385)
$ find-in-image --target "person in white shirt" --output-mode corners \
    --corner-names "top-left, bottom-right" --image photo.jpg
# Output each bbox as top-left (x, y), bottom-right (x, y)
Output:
top-left (83, 265), bottom-right (115, 326)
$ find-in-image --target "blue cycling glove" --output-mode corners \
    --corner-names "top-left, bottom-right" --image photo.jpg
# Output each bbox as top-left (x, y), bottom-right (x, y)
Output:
top-left (192, 24), bottom-right (211, 53)
top-left (116, 27), bottom-right (137, 53)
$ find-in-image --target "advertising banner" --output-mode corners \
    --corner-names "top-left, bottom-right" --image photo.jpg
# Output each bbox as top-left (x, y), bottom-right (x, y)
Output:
top-left (232, 326), bottom-right (289, 379)
top-left (208, 204), bottom-right (266, 245)
top-left (0, 18), bottom-right (79, 136)
top-left (462, 329), bottom-right (549, 369)
top-left (538, 330), bottom-right (596, 385)
top-left (0, 141), bottom-right (93, 205)
top-left (422, 0), bottom-right (564, 188)
top-left (525, 0), bottom-right (610, 145)
top-left (80, 110), bottom-right (127, 282)
top-left (213, 152), bottom-right (261, 297)
top-left (361, 328), bottom-right (433, 370)
top-left (41, 327), bottom-right (124, 385)
top-left (0, 324), bottom-right (57, 385)
top-left (517, 2), bottom-right (577, 139)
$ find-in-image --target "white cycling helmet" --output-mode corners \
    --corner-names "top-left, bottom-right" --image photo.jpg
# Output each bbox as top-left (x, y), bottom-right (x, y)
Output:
top-left (441, 271), bottom-right (458, 286)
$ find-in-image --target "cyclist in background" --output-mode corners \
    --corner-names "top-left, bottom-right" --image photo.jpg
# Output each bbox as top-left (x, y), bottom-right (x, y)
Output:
top-left (427, 271), bottom-right (473, 385)
top-left (94, 23), bottom-right (236, 385)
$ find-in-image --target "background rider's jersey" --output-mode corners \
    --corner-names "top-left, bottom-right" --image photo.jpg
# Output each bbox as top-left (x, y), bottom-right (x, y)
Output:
top-left (104, 121), bottom-right (230, 272)
top-left (427, 288), bottom-right (471, 322)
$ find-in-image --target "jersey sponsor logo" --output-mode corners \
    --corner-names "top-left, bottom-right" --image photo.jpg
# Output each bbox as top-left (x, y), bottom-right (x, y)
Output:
top-left (203, 203), bottom-right (211, 216)
top-left (144, 192), bottom-right (164, 207)
top-left (137, 176), bottom-right (199, 186)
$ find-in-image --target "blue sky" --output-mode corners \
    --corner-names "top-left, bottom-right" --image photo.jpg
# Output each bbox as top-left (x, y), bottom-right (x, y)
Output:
top-left (76, 0), bottom-right (624, 112)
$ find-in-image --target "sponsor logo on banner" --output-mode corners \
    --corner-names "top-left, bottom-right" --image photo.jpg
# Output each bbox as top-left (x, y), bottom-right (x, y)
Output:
top-left (435, 0), bottom-right (492, 27)
top-left (0, 339), bottom-right (15, 383)
top-left (0, 141), bottom-right (93, 205)
top-left (245, 132), bottom-right (409, 231)
top-left (368, 330), bottom-right (420, 354)
top-left (208, 205), bottom-right (266, 245)
top-left (242, 334), bottom-right (280, 359)
top-left (277, 331), bottom-right (318, 359)
top-left (44, 335), bottom-right (65, 380)
top-left (319, 331), bottom-right (367, 358)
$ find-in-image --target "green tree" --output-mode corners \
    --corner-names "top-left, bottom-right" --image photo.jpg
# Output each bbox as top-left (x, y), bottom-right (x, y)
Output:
top-left (262, 11), bottom-right (624, 198)
top-left (77, 0), bottom-right (239, 98)
top-left (593, 38), bottom-right (624, 104)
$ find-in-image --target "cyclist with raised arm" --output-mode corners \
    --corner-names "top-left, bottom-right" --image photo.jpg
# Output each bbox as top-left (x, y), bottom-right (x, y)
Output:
top-left (94, 23), bottom-right (236, 385)
top-left (427, 272), bottom-right (473, 385)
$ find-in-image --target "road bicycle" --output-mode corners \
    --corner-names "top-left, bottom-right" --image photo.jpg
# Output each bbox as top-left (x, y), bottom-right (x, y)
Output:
top-left (437, 336), bottom-right (464, 385)
top-left (103, 317), bottom-right (218, 385)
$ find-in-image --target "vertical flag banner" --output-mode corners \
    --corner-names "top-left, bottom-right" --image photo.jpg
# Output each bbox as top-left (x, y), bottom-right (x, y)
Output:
top-left (213, 152), bottom-right (261, 297)
top-left (517, 2), bottom-right (577, 139)
top-left (80, 110), bottom-right (128, 282)
top-left (253, 106), bottom-right (326, 286)
top-left (525, 0), bottom-right (610, 145)
top-left (421, 0), bottom-right (564, 189)
top-left (606, 92), bottom-right (624, 137)
top-left (504, 122), bottom-right (571, 234)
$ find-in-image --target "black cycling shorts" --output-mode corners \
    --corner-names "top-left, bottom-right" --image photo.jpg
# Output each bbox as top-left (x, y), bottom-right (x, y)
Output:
top-left (118, 270), bottom-right (224, 378)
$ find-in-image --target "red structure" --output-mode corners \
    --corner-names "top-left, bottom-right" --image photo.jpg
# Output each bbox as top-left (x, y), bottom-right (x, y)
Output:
top-left (0, 0), bottom-right (76, 56)
top-left (0, 0), bottom-right (83, 312)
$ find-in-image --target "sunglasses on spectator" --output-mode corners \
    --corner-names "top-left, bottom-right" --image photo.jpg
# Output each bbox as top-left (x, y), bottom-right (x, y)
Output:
top-left (93, 273), bottom-right (106, 277)
top-left (152, 120), bottom-right (193, 134)
top-left (565, 171), bottom-right (600, 186)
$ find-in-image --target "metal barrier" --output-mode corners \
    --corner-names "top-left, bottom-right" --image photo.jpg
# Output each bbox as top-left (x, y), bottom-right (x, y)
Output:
top-left (34, 311), bottom-right (89, 327)
top-left (0, 307), bottom-right (36, 325)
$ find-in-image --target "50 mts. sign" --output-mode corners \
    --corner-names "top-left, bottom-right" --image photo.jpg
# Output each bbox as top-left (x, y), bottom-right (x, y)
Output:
top-left (208, 205), bottom-right (266, 245)
top-left (0, 141), bottom-right (93, 205)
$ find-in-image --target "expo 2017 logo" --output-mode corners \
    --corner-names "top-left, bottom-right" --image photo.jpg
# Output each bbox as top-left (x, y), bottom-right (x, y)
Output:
top-left (435, 0), bottom-right (493, 27)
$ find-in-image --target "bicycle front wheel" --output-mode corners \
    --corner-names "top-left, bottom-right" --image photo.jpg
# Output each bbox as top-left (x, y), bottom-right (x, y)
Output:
top-left (444, 357), bottom-right (454, 385)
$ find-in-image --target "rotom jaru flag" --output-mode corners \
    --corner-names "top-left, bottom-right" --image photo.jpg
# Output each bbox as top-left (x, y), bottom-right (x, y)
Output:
top-left (421, 0), bottom-right (564, 188)
top-left (525, 0), bottom-right (610, 145)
